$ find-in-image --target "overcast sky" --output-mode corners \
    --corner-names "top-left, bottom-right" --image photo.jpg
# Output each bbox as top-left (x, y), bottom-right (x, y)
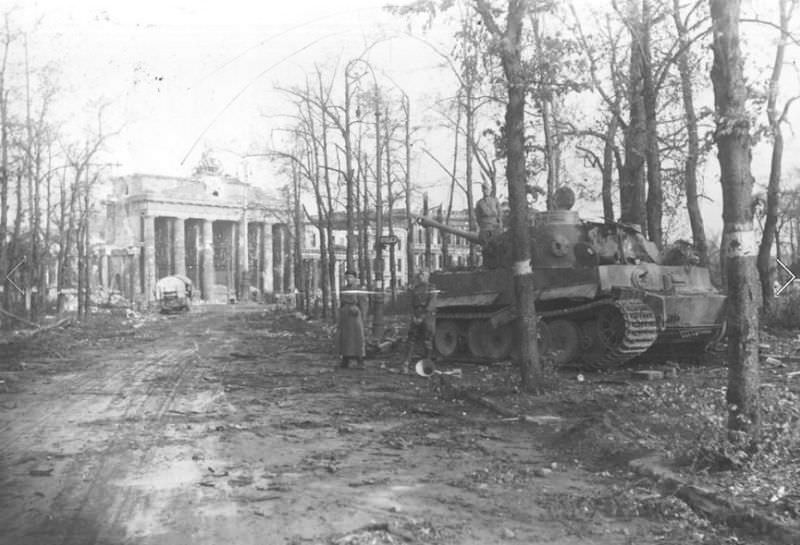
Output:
top-left (17, 0), bottom-right (447, 180)
top-left (10, 0), bottom-right (800, 239)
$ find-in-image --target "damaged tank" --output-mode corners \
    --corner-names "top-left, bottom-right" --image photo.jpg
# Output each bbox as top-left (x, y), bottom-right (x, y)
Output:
top-left (416, 197), bottom-right (726, 368)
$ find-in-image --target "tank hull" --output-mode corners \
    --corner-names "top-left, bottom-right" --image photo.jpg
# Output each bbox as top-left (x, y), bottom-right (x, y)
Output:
top-left (422, 209), bottom-right (725, 367)
top-left (430, 264), bottom-right (725, 367)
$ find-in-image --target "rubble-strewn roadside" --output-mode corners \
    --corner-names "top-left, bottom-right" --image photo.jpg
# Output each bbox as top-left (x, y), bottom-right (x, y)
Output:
top-left (0, 305), bottom-right (794, 544)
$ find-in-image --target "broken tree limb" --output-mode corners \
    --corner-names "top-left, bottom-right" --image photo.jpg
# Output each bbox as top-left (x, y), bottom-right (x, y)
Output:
top-left (630, 456), bottom-right (800, 545)
top-left (453, 388), bottom-right (517, 417)
top-left (0, 307), bottom-right (40, 329)
top-left (453, 388), bottom-right (563, 424)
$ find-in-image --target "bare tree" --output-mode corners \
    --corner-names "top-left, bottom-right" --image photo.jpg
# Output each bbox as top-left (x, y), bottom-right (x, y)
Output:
top-left (709, 0), bottom-right (760, 438)
top-left (619, 0), bottom-right (648, 234)
top-left (673, 0), bottom-right (709, 265)
top-left (61, 105), bottom-right (113, 319)
top-left (0, 13), bottom-right (15, 315)
top-left (476, 0), bottom-right (548, 392)
top-left (756, 0), bottom-right (799, 312)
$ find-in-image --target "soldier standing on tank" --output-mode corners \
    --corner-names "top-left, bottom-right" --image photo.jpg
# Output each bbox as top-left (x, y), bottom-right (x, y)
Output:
top-left (336, 270), bottom-right (368, 369)
top-left (475, 181), bottom-right (502, 245)
top-left (402, 270), bottom-right (437, 374)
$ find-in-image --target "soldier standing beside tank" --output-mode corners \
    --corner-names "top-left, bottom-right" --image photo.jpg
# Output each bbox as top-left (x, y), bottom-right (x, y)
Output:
top-left (336, 270), bottom-right (368, 369)
top-left (475, 181), bottom-right (503, 245)
top-left (403, 270), bottom-right (437, 374)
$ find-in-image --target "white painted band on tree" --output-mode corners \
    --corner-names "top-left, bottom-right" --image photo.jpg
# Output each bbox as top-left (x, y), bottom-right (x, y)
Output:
top-left (724, 226), bottom-right (757, 257)
top-left (512, 260), bottom-right (532, 276)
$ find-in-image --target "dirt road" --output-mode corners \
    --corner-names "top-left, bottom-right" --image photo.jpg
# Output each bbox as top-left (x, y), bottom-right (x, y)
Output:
top-left (0, 305), bottom-right (725, 544)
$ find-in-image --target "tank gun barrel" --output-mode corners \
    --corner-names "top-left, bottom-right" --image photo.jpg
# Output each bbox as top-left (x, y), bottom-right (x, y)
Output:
top-left (413, 214), bottom-right (483, 245)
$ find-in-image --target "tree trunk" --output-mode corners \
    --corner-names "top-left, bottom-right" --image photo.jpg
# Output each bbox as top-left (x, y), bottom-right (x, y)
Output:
top-left (758, 129), bottom-right (783, 310)
top-left (443, 95), bottom-right (462, 271)
top-left (292, 163), bottom-right (305, 312)
top-left (384, 106), bottom-right (397, 303)
top-left (422, 193), bottom-right (431, 269)
top-left (620, 1), bottom-right (647, 234)
top-left (673, 0), bottom-right (709, 266)
top-left (313, 77), bottom-right (339, 321)
top-left (403, 96), bottom-right (415, 286)
top-left (344, 72), bottom-right (356, 273)
top-left (373, 99), bottom-right (384, 339)
top-left (476, 0), bottom-right (546, 392)
top-left (43, 151), bottom-right (52, 313)
top-left (11, 168), bottom-right (23, 313)
top-left (602, 116), bottom-right (617, 222)
top-left (56, 173), bottom-right (68, 313)
top-left (641, 0), bottom-right (662, 247)
top-left (465, 85), bottom-right (477, 265)
top-left (361, 153), bottom-right (372, 290)
top-left (0, 25), bottom-right (11, 316)
top-left (304, 106), bottom-right (329, 318)
top-left (533, 13), bottom-right (559, 211)
top-left (710, 0), bottom-right (760, 439)
top-left (318, 222), bottom-right (329, 319)
top-left (756, 0), bottom-right (791, 314)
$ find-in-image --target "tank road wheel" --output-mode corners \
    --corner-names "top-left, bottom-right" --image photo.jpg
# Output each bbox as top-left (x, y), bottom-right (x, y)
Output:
top-left (466, 320), bottom-right (512, 360)
top-left (581, 300), bottom-right (659, 368)
top-left (512, 319), bottom-right (550, 364)
top-left (467, 320), bottom-right (487, 358)
top-left (434, 320), bottom-right (460, 358)
top-left (597, 306), bottom-right (625, 349)
top-left (486, 323), bottom-right (513, 361)
top-left (547, 319), bottom-right (580, 366)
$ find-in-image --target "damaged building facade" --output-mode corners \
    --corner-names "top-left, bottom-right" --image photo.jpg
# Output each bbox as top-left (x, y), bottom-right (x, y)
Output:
top-left (102, 174), bottom-right (293, 305)
top-left (300, 209), bottom-right (474, 292)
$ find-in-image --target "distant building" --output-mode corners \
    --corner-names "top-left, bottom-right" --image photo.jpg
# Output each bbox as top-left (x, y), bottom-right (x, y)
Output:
top-left (299, 208), bottom-right (475, 294)
top-left (101, 173), bottom-right (293, 305)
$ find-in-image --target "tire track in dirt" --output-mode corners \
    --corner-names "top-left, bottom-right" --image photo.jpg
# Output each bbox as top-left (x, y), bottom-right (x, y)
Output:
top-left (0, 310), bottom-right (224, 455)
top-left (58, 311), bottom-right (244, 544)
top-left (0, 343), bottom-right (200, 545)
top-left (54, 345), bottom-right (200, 545)
top-left (0, 347), bottom-right (175, 456)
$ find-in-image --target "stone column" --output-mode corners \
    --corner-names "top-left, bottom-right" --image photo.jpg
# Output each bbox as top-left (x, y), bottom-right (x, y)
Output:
top-left (100, 250), bottom-right (109, 289)
top-left (261, 223), bottom-right (273, 297)
top-left (143, 215), bottom-right (156, 304)
top-left (173, 217), bottom-right (186, 277)
top-left (130, 247), bottom-right (140, 302)
top-left (272, 224), bottom-right (283, 293)
top-left (239, 216), bottom-right (249, 301)
top-left (202, 219), bottom-right (215, 301)
top-left (286, 226), bottom-right (295, 293)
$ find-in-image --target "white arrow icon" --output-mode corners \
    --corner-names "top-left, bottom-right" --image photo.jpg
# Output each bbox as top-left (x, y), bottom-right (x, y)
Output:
top-left (775, 258), bottom-right (797, 296)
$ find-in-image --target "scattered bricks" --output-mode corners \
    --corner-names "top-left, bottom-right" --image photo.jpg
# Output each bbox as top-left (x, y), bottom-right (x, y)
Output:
top-left (631, 370), bottom-right (664, 381)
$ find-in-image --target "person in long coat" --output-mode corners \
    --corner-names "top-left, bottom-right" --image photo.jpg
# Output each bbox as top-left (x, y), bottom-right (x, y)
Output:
top-left (336, 270), bottom-right (368, 368)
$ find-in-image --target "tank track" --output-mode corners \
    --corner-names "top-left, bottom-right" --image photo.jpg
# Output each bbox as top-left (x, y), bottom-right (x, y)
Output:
top-left (536, 298), bottom-right (658, 368)
top-left (435, 298), bottom-right (659, 367)
top-left (586, 299), bottom-right (659, 368)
